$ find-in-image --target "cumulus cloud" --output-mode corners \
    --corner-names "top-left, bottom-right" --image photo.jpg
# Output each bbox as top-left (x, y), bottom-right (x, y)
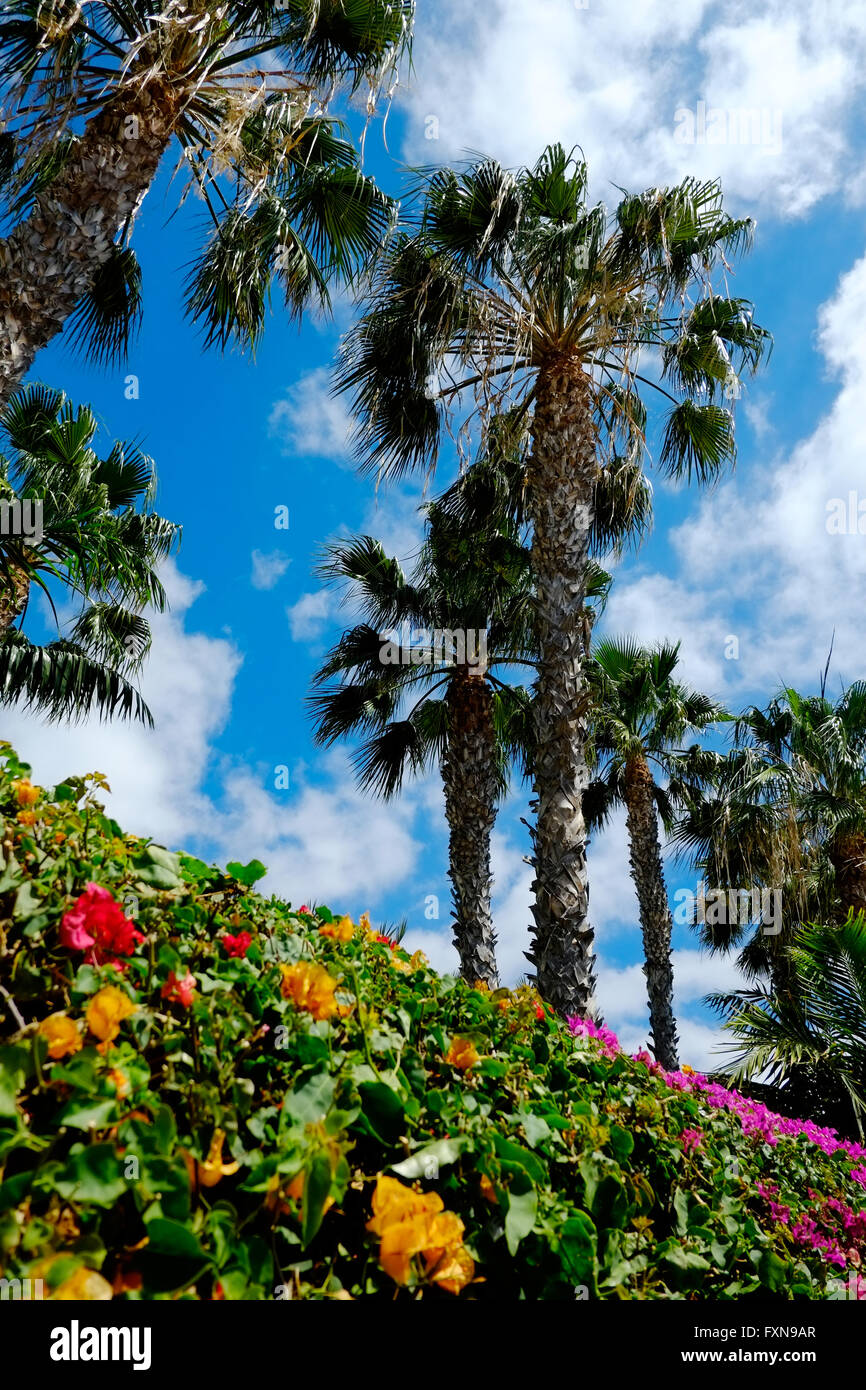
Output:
top-left (604, 248), bottom-right (866, 702)
top-left (250, 548), bottom-right (291, 590)
top-left (401, 0), bottom-right (866, 218)
top-left (269, 367), bottom-right (354, 462)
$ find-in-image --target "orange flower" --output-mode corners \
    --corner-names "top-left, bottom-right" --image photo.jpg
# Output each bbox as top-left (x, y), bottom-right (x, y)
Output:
top-left (108, 1068), bottom-right (130, 1100)
top-left (409, 950), bottom-right (428, 970)
top-left (279, 962), bottom-right (338, 1020)
top-left (479, 1173), bottom-right (499, 1205)
top-left (445, 1036), bottom-right (479, 1071)
top-left (197, 1128), bottom-right (240, 1188)
top-left (13, 778), bottom-right (39, 806)
top-left (319, 916), bottom-right (354, 942)
top-left (38, 1012), bottom-right (83, 1060)
top-left (16, 809), bottom-right (37, 827)
top-left (85, 985), bottom-right (137, 1044)
top-left (366, 1176), bottom-right (474, 1294)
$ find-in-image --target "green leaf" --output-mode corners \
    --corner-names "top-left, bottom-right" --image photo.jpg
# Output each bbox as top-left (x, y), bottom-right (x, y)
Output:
top-left (391, 1137), bottom-right (470, 1179)
top-left (132, 844), bottom-right (183, 888)
top-left (301, 1152), bottom-right (333, 1247)
top-left (226, 859), bottom-right (268, 887)
top-left (357, 1082), bottom-right (405, 1143)
top-left (53, 1144), bottom-right (129, 1205)
top-left (504, 1182), bottom-right (537, 1255)
top-left (55, 1097), bottom-right (117, 1131)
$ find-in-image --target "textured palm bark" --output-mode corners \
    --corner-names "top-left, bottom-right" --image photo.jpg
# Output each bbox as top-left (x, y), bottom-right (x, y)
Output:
top-left (623, 757), bottom-right (679, 1070)
top-left (0, 561), bottom-right (30, 634)
top-left (829, 832), bottom-right (866, 919)
top-left (526, 357), bottom-right (599, 1016)
top-left (0, 83), bottom-right (183, 406)
top-left (441, 670), bottom-right (500, 988)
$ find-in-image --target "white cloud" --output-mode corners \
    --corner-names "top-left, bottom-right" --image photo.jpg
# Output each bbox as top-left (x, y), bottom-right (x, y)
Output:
top-left (1, 560), bottom-right (241, 847)
top-left (605, 248), bottom-right (866, 702)
top-left (250, 548), bottom-right (291, 591)
top-left (268, 367), bottom-right (354, 462)
top-left (401, 0), bottom-right (866, 218)
top-left (285, 588), bottom-right (338, 642)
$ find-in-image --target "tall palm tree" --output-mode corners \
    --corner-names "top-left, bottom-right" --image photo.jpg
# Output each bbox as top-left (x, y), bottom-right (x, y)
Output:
top-left (308, 502), bottom-right (536, 988)
top-left (0, 0), bottom-right (413, 397)
top-left (584, 638), bottom-right (723, 1069)
top-left (0, 383), bottom-right (179, 721)
top-left (338, 144), bottom-right (770, 1013)
top-left (676, 684), bottom-right (866, 984)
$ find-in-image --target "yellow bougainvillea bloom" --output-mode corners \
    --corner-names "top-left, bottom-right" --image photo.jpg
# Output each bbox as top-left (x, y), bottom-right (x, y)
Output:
top-left (197, 1129), bottom-right (241, 1188)
top-left (38, 1013), bottom-right (83, 1060)
top-left (16, 809), bottom-right (37, 827)
top-left (279, 962), bottom-right (338, 1020)
top-left (13, 778), bottom-right (39, 806)
top-left (86, 986), bottom-right (137, 1044)
top-left (366, 1176), bottom-right (474, 1294)
top-left (445, 1037), bottom-right (479, 1071)
top-left (320, 916), bottom-right (354, 942)
top-left (409, 950), bottom-right (428, 970)
top-left (52, 1266), bottom-right (114, 1301)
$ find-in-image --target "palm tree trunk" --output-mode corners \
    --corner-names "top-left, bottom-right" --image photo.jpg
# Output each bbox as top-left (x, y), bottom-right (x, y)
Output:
top-left (623, 756), bottom-right (679, 1070)
top-left (0, 85), bottom-right (182, 406)
top-left (0, 560), bottom-right (30, 634)
top-left (441, 670), bottom-right (500, 988)
top-left (829, 833), bottom-right (866, 919)
top-left (526, 356), bottom-right (598, 1016)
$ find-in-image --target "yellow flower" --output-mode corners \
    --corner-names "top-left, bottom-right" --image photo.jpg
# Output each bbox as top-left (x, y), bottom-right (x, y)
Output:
top-left (13, 778), bottom-right (39, 806)
top-left (320, 916), bottom-right (354, 942)
top-left (366, 1176), bottom-right (474, 1294)
top-left (681, 1064), bottom-right (695, 1076)
top-left (86, 986), bottom-right (137, 1044)
top-left (445, 1036), bottom-right (479, 1071)
top-left (197, 1128), bottom-right (240, 1188)
top-left (52, 1266), bottom-right (113, 1301)
top-left (409, 950), bottom-right (428, 970)
top-left (16, 809), bottom-right (37, 827)
top-left (38, 1013), bottom-right (83, 1060)
top-left (279, 962), bottom-right (338, 1020)
top-left (391, 954), bottom-right (412, 974)
top-left (359, 911), bottom-right (372, 933)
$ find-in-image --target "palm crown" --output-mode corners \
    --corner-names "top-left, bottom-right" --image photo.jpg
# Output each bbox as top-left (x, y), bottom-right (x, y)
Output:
top-left (338, 143), bottom-right (769, 1015)
top-left (676, 683), bottom-right (866, 978)
top-left (309, 500), bottom-right (536, 985)
top-left (0, 0), bottom-right (413, 389)
top-left (0, 384), bottom-right (179, 722)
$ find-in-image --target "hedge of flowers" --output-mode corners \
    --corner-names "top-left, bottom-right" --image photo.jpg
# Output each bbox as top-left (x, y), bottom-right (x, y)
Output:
top-left (1, 743), bottom-right (865, 1300)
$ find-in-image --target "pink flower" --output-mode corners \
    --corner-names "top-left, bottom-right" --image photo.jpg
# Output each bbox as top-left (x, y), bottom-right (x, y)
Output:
top-left (566, 1015), bottom-right (620, 1059)
top-left (161, 970), bottom-right (196, 1008)
top-left (680, 1128), bottom-right (704, 1154)
top-left (60, 883), bottom-right (144, 964)
top-left (222, 931), bottom-right (253, 959)
top-left (851, 1167), bottom-right (866, 1188)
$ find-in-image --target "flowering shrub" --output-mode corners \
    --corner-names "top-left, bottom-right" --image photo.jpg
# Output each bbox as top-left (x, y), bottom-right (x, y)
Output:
top-left (0, 743), bottom-right (865, 1300)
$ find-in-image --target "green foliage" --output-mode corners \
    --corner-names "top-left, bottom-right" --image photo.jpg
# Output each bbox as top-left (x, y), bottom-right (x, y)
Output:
top-left (0, 744), bottom-right (863, 1301)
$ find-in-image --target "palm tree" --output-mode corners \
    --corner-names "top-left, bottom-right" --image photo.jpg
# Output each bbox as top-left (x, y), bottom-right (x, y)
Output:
top-left (0, 383), bottom-right (179, 721)
top-left (308, 502), bottom-right (536, 988)
top-left (584, 638), bottom-right (723, 1069)
top-left (0, 0), bottom-right (413, 398)
top-left (338, 144), bottom-right (770, 1013)
top-left (675, 683), bottom-right (866, 985)
top-left (709, 913), bottom-right (866, 1139)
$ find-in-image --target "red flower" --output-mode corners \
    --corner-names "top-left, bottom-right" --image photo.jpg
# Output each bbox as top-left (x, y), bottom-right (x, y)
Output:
top-left (298, 905), bottom-right (309, 914)
top-left (222, 931), bottom-right (253, 958)
top-left (535, 1004), bottom-right (545, 1020)
top-left (60, 883), bottom-right (144, 965)
top-left (161, 970), bottom-right (196, 1008)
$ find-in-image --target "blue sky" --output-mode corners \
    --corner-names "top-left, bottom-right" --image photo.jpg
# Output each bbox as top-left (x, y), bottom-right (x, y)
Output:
top-left (10, 0), bottom-right (866, 1067)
